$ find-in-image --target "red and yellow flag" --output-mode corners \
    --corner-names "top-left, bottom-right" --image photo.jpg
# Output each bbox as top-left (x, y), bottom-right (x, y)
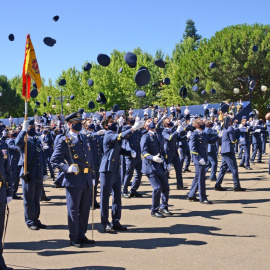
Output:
top-left (22, 34), bottom-right (42, 100)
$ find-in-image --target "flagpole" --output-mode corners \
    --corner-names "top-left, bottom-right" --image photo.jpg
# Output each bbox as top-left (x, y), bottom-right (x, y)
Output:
top-left (24, 74), bottom-right (28, 176)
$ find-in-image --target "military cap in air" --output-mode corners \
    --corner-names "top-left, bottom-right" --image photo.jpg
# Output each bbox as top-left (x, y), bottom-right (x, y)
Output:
top-left (135, 90), bottom-right (146, 98)
top-left (47, 96), bottom-right (51, 102)
top-left (78, 108), bottom-right (84, 114)
top-left (35, 100), bottom-right (40, 106)
top-left (44, 103), bottom-right (47, 106)
top-left (70, 95), bottom-right (75, 100)
top-left (96, 92), bottom-right (107, 104)
top-left (87, 79), bottom-right (94, 86)
top-left (58, 79), bottom-right (66, 86)
top-left (53, 15), bottom-right (59, 22)
top-left (97, 53), bottom-right (110, 67)
top-left (135, 68), bottom-right (151, 86)
top-left (43, 37), bottom-right (56, 47)
top-left (33, 82), bottom-right (37, 88)
top-left (192, 85), bottom-right (199, 92)
top-left (249, 111), bottom-right (255, 117)
top-left (8, 34), bottom-right (14, 41)
top-left (65, 112), bottom-right (82, 122)
top-left (163, 78), bottom-right (170, 85)
top-left (179, 86), bottom-right (187, 98)
top-left (201, 90), bottom-right (206, 96)
top-left (252, 45), bottom-right (258, 52)
top-left (168, 122), bottom-right (174, 127)
top-left (193, 76), bottom-right (200, 84)
top-left (209, 62), bottom-right (216, 68)
top-left (30, 89), bottom-right (38, 98)
top-left (154, 59), bottom-right (165, 68)
top-left (124, 52), bottom-right (137, 67)
top-left (88, 100), bottom-right (95, 109)
top-left (113, 104), bottom-right (120, 112)
top-left (34, 108), bottom-right (37, 113)
top-left (210, 88), bottom-right (216, 94)
top-left (220, 104), bottom-right (229, 113)
top-left (258, 120), bottom-right (264, 125)
top-left (83, 62), bottom-right (92, 71)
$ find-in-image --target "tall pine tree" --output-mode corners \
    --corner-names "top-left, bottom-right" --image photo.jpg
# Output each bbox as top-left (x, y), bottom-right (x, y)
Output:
top-left (183, 19), bottom-right (201, 42)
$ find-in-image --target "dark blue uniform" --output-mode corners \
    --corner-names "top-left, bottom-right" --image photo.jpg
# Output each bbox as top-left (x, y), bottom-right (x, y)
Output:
top-left (141, 131), bottom-right (169, 213)
top-left (189, 130), bottom-right (219, 201)
top-left (239, 125), bottom-right (253, 168)
top-left (0, 140), bottom-right (13, 269)
top-left (6, 138), bottom-right (21, 197)
top-left (121, 125), bottom-right (142, 196)
top-left (15, 131), bottom-right (47, 228)
top-left (50, 132), bottom-right (95, 242)
top-left (215, 122), bottom-right (242, 189)
top-left (99, 128), bottom-right (132, 228)
top-left (205, 127), bottom-right (218, 180)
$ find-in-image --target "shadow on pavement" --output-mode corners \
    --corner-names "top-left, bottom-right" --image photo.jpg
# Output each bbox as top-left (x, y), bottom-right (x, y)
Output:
top-left (215, 199), bottom-right (270, 205)
top-left (10, 266), bottom-right (125, 270)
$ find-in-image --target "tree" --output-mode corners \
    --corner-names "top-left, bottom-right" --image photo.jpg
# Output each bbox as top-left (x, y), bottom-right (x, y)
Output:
top-left (183, 19), bottom-right (201, 42)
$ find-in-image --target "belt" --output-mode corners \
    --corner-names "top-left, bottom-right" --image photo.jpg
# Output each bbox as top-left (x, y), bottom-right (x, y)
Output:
top-left (78, 166), bottom-right (90, 174)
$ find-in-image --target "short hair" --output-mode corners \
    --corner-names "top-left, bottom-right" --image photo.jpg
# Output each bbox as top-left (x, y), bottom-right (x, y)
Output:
top-left (193, 118), bottom-right (201, 127)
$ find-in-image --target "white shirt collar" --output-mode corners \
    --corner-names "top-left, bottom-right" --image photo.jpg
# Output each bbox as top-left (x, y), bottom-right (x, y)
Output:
top-left (149, 130), bottom-right (156, 135)
top-left (196, 129), bottom-right (202, 134)
top-left (69, 130), bottom-right (78, 138)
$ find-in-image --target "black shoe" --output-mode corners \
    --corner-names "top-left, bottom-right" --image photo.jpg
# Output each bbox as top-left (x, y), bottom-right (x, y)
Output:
top-left (245, 166), bottom-right (252, 170)
top-left (54, 182), bottom-right (62, 188)
top-left (104, 224), bottom-right (114, 233)
top-left (151, 211), bottom-right (164, 218)
top-left (37, 223), bottom-right (47, 229)
top-left (209, 178), bottom-right (217, 182)
top-left (94, 203), bottom-right (100, 209)
top-left (177, 186), bottom-right (188, 190)
top-left (239, 164), bottom-right (245, 168)
top-left (79, 237), bottom-right (95, 244)
top-left (257, 161), bottom-right (264, 163)
top-left (159, 208), bottom-right (173, 216)
top-left (70, 240), bottom-right (83, 248)
top-left (200, 200), bottom-right (213, 204)
top-left (183, 169), bottom-right (191, 173)
top-left (234, 187), bottom-right (246, 192)
top-left (112, 223), bottom-right (127, 231)
top-left (187, 197), bottom-right (199, 202)
top-left (215, 186), bottom-right (227, 191)
top-left (129, 191), bottom-right (142, 197)
top-left (12, 194), bottom-right (22, 200)
top-left (0, 266), bottom-right (13, 270)
top-left (122, 193), bottom-right (130, 198)
top-left (40, 197), bottom-right (51, 202)
top-left (28, 225), bottom-right (39, 230)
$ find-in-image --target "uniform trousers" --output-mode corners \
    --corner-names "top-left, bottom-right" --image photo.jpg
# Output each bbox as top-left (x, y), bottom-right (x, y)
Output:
top-left (240, 144), bottom-right (250, 167)
top-left (251, 143), bottom-right (262, 162)
top-left (188, 164), bottom-right (207, 201)
top-left (168, 155), bottom-right (183, 186)
top-left (0, 188), bottom-right (7, 268)
top-left (122, 157), bottom-right (142, 194)
top-left (146, 173), bottom-right (169, 212)
top-left (100, 172), bottom-right (122, 226)
top-left (216, 153), bottom-right (241, 188)
top-left (65, 186), bottom-right (92, 241)
top-left (205, 152), bottom-right (218, 180)
top-left (22, 178), bottom-right (43, 227)
top-left (179, 146), bottom-right (191, 170)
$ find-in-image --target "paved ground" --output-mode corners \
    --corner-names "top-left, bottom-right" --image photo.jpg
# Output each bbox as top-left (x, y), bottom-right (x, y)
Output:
top-left (3, 153), bottom-right (270, 270)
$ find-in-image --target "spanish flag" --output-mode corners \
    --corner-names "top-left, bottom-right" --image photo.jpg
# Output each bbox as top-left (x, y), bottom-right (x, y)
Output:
top-left (22, 34), bottom-right (42, 100)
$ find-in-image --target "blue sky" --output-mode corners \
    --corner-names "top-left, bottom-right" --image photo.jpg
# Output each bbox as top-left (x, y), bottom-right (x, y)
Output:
top-left (1, 0), bottom-right (270, 83)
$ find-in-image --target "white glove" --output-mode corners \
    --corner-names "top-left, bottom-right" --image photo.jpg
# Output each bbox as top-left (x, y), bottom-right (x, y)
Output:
top-left (132, 120), bottom-right (145, 131)
top-left (67, 165), bottom-right (79, 173)
top-left (161, 114), bottom-right (167, 120)
top-left (7, 197), bottom-right (12, 204)
top-left (117, 117), bottom-right (124, 127)
top-left (176, 125), bottom-right (181, 133)
top-left (187, 131), bottom-right (192, 139)
top-left (135, 115), bottom-right (140, 122)
top-left (43, 145), bottom-right (49, 150)
top-left (92, 179), bottom-right (95, 186)
top-left (255, 129), bottom-right (261, 133)
top-left (22, 120), bottom-right (29, 131)
top-left (153, 153), bottom-right (163, 163)
top-left (97, 129), bottom-right (105, 135)
top-left (199, 158), bottom-right (206, 165)
top-left (43, 175), bottom-right (47, 181)
top-left (131, 150), bottom-right (136, 158)
top-left (167, 164), bottom-right (172, 172)
top-left (218, 130), bottom-right (223, 137)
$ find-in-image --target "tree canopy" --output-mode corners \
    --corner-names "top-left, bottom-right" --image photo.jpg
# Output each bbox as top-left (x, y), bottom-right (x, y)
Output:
top-left (0, 23), bottom-right (270, 118)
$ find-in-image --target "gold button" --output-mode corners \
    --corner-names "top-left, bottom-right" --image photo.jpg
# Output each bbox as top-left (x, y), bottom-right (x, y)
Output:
top-left (112, 159), bottom-right (114, 161)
